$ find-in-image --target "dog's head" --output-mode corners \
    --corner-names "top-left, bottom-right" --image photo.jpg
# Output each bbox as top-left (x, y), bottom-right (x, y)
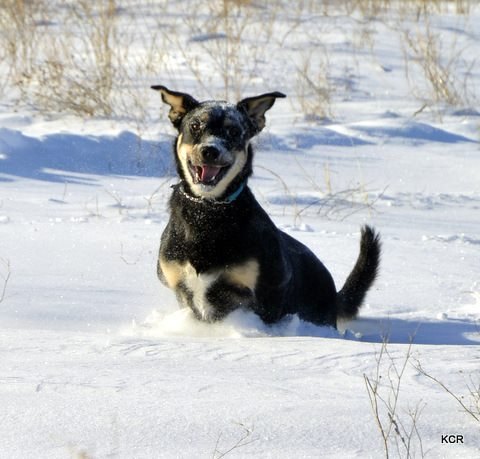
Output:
top-left (152, 85), bottom-right (285, 200)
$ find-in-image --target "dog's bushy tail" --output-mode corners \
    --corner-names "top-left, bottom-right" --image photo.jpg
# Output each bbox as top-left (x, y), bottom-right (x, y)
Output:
top-left (336, 225), bottom-right (381, 320)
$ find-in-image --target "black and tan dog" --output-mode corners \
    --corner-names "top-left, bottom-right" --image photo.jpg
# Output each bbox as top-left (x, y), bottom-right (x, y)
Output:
top-left (152, 85), bottom-right (380, 327)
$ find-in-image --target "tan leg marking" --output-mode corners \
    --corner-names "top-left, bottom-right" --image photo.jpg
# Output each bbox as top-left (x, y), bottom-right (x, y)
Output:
top-left (159, 258), bottom-right (184, 289)
top-left (225, 259), bottom-right (259, 291)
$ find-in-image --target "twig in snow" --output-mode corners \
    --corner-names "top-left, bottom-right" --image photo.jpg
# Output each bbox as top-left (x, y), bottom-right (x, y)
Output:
top-left (415, 360), bottom-right (480, 424)
top-left (212, 422), bottom-right (257, 459)
top-left (0, 258), bottom-right (11, 304)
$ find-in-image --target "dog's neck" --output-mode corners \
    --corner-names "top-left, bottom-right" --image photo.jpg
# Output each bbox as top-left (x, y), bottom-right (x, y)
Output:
top-left (175, 180), bottom-right (247, 205)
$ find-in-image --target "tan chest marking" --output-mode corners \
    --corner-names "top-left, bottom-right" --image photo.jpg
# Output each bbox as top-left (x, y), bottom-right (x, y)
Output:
top-left (159, 257), bottom-right (259, 291)
top-left (159, 258), bottom-right (260, 320)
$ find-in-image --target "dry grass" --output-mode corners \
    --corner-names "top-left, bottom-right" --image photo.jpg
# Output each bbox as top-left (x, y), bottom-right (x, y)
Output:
top-left (0, 0), bottom-right (477, 123)
top-left (0, 0), bottom-right (45, 92)
top-left (0, 0), bottom-right (169, 123)
top-left (164, 0), bottom-right (280, 101)
top-left (295, 50), bottom-right (334, 122)
top-left (34, 0), bottom-right (119, 117)
top-left (364, 340), bottom-right (426, 459)
top-left (400, 17), bottom-right (476, 111)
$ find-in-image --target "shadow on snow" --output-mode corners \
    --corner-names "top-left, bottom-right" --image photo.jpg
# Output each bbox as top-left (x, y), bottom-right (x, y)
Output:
top-left (0, 128), bottom-right (174, 184)
top-left (138, 308), bottom-right (480, 346)
top-left (340, 316), bottom-right (480, 345)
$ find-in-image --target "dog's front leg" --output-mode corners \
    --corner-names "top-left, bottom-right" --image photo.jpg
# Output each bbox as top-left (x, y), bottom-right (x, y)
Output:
top-left (203, 277), bottom-right (256, 322)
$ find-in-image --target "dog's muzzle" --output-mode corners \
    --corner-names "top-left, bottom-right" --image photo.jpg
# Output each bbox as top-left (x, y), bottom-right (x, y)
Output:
top-left (200, 145), bottom-right (221, 162)
top-left (187, 145), bottom-right (231, 185)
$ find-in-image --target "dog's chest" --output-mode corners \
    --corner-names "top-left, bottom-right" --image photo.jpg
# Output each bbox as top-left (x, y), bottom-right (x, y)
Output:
top-left (159, 257), bottom-right (259, 319)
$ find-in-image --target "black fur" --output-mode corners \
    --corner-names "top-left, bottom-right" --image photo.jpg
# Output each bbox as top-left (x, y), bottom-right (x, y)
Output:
top-left (152, 85), bottom-right (381, 327)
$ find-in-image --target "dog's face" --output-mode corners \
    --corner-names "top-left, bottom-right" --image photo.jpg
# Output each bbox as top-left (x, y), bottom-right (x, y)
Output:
top-left (175, 100), bottom-right (252, 199)
top-left (152, 86), bottom-right (285, 199)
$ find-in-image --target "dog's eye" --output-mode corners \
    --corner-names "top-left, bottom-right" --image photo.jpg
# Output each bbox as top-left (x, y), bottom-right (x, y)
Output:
top-left (190, 122), bottom-right (201, 133)
top-left (226, 125), bottom-right (241, 137)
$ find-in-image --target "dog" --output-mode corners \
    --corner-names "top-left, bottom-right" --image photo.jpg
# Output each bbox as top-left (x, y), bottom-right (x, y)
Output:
top-left (151, 85), bottom-right (381, 327)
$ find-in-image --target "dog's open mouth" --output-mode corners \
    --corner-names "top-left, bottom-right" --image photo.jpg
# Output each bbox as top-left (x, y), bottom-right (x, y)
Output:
top-left (188, 161), bottom-right (229, 185)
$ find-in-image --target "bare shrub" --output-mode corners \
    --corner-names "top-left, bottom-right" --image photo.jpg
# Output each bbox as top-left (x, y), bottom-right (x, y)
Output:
top-left (341, 0), bottom-right (472, 17)
top-left (0, 0), bottom-right (121, 116)
top-left (400, 17), bottom-right (475, 110)
top-left (364, 340), bottom-right (426, 459)
top-left (415, 361), bottom-right (480, 424)
top-left (164, 0), bottom-right (280, 101)
top-left (0, 0), bottom-right (476, 123)
top-left (29, 0), bottom-right (120, 117)
top-left (0, 0), bottom-right (48, 95)
top-left (0, 0), bottom-right (169, 122)
top-left (295, 50), bottom-right (334, 122)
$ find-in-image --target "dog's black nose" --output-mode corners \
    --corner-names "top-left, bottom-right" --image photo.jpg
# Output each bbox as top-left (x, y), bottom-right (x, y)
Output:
top-left (201, 146), bottom-right (221, 163)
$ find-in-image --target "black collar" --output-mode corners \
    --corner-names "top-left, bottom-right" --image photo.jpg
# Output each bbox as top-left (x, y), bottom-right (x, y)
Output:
top-left (174, 181), bottom-right (247, 205)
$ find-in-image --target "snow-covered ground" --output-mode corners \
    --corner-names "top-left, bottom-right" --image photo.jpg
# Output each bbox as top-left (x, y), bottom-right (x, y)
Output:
top-left (0, 2), bottom-right (479, 458)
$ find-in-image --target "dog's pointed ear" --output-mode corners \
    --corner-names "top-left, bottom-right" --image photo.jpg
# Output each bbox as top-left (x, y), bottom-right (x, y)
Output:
top-left (151, 85), bottom-right (199, 130)
top-left (237, 92), bottom-right (286, 133)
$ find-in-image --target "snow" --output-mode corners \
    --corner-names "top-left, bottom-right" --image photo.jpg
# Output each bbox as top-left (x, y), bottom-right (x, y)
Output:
top-left (1, 2), bottom-right (480, 458)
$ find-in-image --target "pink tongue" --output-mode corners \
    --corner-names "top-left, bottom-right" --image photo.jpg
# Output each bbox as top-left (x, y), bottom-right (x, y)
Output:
top-left (200, 165), bottom-right (222, 182)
